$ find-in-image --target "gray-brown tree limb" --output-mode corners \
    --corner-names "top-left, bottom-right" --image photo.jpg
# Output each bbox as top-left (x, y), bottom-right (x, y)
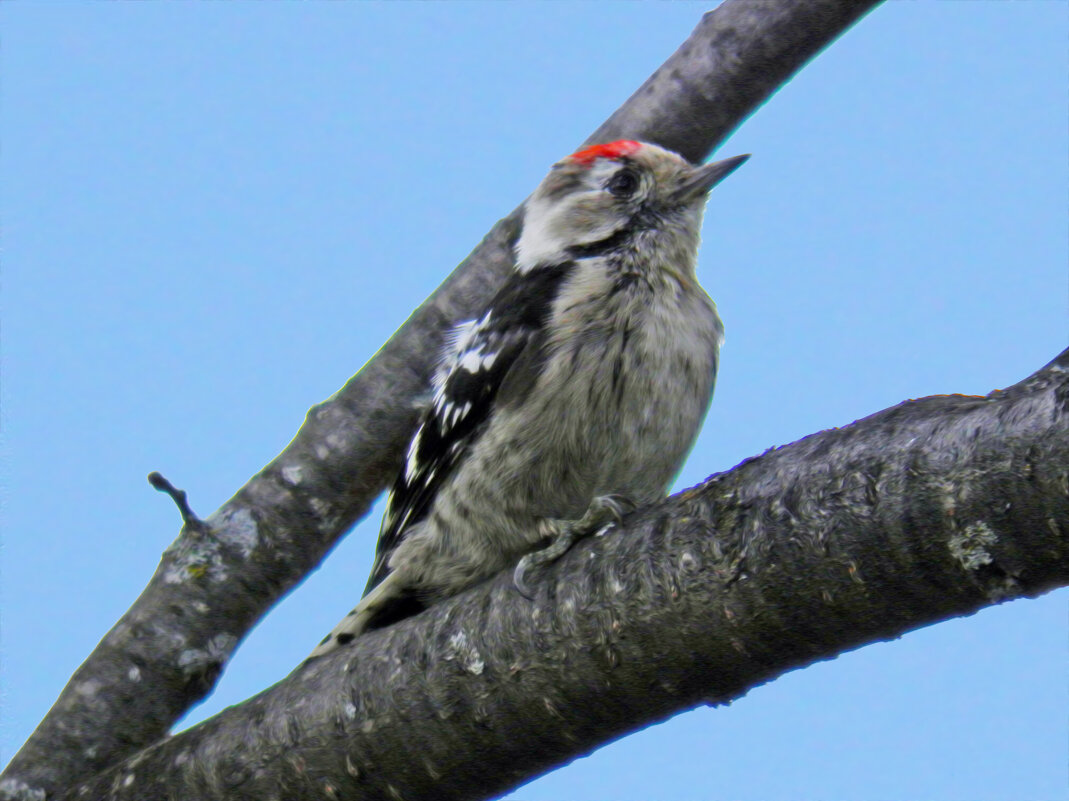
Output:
top-left (0, 2), bottom-right (883, 798)
top-left (57, 348), bottom-right (1069, 801)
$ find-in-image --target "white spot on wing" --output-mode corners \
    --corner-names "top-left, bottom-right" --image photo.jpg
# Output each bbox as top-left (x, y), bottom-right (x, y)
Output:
top-left (442, 319), bottom-right (477, 361)
top-left (404, 429), bottom-right (423, 482)
top-left (459, 350), bottom-right (483, 372)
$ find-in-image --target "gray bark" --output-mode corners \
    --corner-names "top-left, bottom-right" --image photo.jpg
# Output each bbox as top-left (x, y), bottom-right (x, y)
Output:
top-left (57, 349), bottom-right (1069, 801)
top-left (0, 1), bottom-right (884, 798)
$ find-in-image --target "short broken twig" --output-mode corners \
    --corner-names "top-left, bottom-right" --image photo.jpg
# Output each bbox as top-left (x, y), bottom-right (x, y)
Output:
top-left (147, 471), bottom-right (209, 535)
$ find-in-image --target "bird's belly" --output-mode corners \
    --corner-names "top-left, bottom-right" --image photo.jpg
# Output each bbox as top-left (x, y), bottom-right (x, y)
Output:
top-left (514, 327), bottom-right (716, 518)
top-left (425, 297), bottom-right (719, 578)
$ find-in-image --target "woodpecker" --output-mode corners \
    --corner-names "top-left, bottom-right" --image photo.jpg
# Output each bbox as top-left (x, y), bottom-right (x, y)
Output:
top-left (308, 140), bottom-right (747, 659)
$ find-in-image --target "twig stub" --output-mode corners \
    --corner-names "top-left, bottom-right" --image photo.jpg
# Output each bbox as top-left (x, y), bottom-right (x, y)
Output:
top-left (148, 471), bottom-right (208, 534)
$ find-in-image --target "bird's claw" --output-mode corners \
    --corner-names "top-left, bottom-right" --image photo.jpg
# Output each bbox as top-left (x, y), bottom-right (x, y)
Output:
top-left (584, 494), bottom-right (635, 529)
top-left (513, 527), bottom-right (581, 599)
top-left (513, 494), bottom-right (635, 599)
top-left (513, 557), bottom-right (537, 600)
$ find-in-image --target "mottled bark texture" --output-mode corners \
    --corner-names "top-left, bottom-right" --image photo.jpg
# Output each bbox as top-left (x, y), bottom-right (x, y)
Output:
top-left (0, 1), bottom-right (883, 798)
top-left (54, 349), bottom-right (1069, 801)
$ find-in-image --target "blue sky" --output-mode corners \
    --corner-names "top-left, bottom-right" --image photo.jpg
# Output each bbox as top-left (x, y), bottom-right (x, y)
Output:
top-left (2, 3), bottom-right (1066, 799)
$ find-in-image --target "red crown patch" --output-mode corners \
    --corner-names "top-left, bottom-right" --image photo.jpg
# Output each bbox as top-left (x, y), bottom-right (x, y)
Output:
top-left (567, 140), bottom-right (642, 167)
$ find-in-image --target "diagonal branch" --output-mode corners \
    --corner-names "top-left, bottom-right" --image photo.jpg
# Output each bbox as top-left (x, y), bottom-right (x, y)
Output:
top-left (0, 1), bottom-right (883, 798)
top-left (58, 348), bottom-right (1069, 801)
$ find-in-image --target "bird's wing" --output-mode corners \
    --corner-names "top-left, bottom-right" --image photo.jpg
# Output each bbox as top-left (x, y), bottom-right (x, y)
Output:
top-left (363, 263), bottom-right (571, 595)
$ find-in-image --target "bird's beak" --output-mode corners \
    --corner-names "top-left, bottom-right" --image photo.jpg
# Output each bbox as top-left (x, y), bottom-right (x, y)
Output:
top-left (673, 154), bottom-right (750, 203)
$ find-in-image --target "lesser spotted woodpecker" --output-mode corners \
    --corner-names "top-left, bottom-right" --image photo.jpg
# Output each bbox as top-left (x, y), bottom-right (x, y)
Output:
top-left (309, 140), bottom-right (747, 659)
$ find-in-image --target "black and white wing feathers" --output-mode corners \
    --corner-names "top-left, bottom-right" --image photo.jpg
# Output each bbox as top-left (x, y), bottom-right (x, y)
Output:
top-left (364, 264), bottom-right (571, 594)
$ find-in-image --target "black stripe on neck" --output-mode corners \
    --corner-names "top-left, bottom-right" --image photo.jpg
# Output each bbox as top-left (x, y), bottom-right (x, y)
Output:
top-left (566, 227), bottom-right (631, 259)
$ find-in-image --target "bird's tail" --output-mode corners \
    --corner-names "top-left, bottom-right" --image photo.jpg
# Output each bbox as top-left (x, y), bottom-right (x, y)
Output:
top-left (304, 571), bottom-right (403, 661)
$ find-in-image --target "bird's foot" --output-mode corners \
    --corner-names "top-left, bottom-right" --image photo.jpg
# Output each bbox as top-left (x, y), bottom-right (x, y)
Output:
top-left (513, 494), bottom-right (635, 599)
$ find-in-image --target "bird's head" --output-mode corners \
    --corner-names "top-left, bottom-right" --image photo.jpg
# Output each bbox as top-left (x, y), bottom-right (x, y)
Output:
top-left (516, 140), bottom-right (748, 276)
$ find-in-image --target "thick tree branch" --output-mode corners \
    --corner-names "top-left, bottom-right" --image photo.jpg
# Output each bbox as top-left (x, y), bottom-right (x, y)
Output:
top-left (57, 349), bottom-right (1069, 801)
top-left (0, 1), bottom-right (882, 798)
top-left (588, 0), bottom-right (878, 158)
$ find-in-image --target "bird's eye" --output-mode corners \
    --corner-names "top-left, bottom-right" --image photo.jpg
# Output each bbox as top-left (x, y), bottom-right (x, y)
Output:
top-left (607, 169), bottom-right (639, 198)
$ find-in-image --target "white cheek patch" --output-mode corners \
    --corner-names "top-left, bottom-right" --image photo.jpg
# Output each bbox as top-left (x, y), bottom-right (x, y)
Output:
top-left (516, 195), bottom-right (565, 272)
top-left (517, 164), bottom-right (614, 271)
top-left (518, 160), bottom-right (648, 271)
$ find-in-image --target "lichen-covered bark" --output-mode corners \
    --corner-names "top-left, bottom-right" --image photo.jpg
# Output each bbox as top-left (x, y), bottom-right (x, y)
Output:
top-left (55, 348), bottom-right (1069, 801)
top-left (0, 1), bottom-right (883, 798)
